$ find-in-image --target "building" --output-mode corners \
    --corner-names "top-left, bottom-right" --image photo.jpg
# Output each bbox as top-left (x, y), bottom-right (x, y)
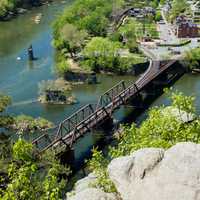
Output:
top-left (190, 1), bottom-right (200, 23)
top-left (128, 7), bottom-right (155, 18)
top-left (174, 15), bottom-right (199, 38)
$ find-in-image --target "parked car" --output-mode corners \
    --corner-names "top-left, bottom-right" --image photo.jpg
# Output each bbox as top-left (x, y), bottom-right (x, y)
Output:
top-left (158, 20), bottom-right (165, 24)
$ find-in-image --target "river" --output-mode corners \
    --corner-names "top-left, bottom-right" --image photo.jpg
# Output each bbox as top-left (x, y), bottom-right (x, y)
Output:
top-left (0, 0), bottom-right (200, 165)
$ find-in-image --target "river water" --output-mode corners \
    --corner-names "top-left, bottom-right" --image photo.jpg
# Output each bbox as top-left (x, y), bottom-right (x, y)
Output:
top-left (0, 0), bottom-right (200, 163)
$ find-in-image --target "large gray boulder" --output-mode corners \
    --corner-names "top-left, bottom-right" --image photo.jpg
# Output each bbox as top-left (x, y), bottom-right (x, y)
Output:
top-left (67, 173), bottom-right (118, 200)
top-left (67, 188), bottom-right (117, 200)
top-left (108, 142), bottom-right (200, 200)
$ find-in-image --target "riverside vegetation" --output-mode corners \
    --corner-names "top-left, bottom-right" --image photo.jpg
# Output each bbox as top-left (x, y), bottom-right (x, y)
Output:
top-left (184, 47), bottom-right (200, 71)
top-left (86, 89), bottom-right (200, 194)
top-left (0, 93), bottom-right (70, 200)
top-left (41, 0), bottom-right (161, 104)
top-left (0, 0), bottom-right (42, 19)
top-left (52, 0), bottom-right (161, 77)
top-left (0, 93), bottom-right (53, 133)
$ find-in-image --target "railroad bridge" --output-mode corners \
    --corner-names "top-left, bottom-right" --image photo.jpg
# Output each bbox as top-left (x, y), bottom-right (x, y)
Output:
top-left (32, 57), bottom-right (185, 163)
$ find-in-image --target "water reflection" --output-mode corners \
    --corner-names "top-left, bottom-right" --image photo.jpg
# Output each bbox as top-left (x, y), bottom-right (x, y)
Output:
top-left (0, 0), bottom-right (69, 57)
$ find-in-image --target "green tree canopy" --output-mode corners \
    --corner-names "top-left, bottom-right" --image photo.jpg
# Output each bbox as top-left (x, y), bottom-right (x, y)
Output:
top-left (0, 93), bottom-right (11, 113)
top-left (184, 47), bottom-right (200, 70)
top-left (0, 139), bottom-right (70, 200)
top-left (0, 93), bottom-right (13, 128)
top-left (0, 0), bottom-right (15, 17)
top-left (53, 0), bottom-right (114, 39)
top-left (54, 23), bottom-right (88, 58)
top-left (169, 0), bottom-right (189, 22)
top-left (82, 37), bottom-right (121, 71)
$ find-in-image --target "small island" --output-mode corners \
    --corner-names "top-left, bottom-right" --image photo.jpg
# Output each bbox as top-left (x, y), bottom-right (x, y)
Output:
top-left (38, 78), bottom-right (77, 105)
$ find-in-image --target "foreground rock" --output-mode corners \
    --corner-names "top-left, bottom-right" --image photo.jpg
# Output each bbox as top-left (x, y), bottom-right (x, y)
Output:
top-left (108, 142), bottom-right (200, 200)
top-left (67, 173), bottom-right (118, 200)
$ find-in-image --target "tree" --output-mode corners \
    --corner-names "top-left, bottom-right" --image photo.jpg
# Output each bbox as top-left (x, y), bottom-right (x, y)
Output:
top-left (170, 90), bottom-right (195, 114)
top-left (0, 93), bottom-right (13, 128)
top-left (0, 93), bottom-right (11, 113)
top-left (59, 24), bottom-right (88, 58)
top-left (87, 148), bottom-right (116, 193)
top-left (78, 9), bottom-right (109, 36)
top-left (52, 0), bottom-right (115, 42)
top-left (184, 48), bottom-right (200, 70)
top-left (155, 11), bottom-right (162, 21)
top-left (0, 0), bottom-right (15, 17)
top-left (82, 37), bottom-right (121, 72)
top-left (169, 0), bottom-right (189, 22)
top-left (0, 139), bottom-right (70, 200)
top-left (55, 57), bottom-right (70, 77)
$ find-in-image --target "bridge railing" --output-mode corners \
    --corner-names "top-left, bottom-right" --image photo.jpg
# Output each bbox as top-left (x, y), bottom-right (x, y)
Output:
top-left (32, 59), bottom-right (177, 152)
top-left (56, 104), bottom-right (95, 138)
top-left (32, 126), bottom-right (59, 151)
top-left (32, 81), bottom-right (129, 151)
top-left (32, 104), bottom-right (95, 150)
top-left (96, 80), bottom-right (126, 110)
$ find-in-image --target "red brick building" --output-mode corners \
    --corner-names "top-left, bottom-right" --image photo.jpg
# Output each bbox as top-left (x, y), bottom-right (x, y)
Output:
top-left (175, 15), bottom-right (199, 38)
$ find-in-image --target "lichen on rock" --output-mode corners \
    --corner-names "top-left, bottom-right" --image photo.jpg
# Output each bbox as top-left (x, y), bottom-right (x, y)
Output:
top-left (66, 173), bottom-right (118, 200)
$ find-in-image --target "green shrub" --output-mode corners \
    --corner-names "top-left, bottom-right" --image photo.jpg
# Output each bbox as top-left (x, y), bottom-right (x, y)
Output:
top-left (184, 47), bottom-right (200, 70)
top-left (155, 11), bottom-right (162, 21)
top-left (87, 148), bottom-right (117, 193)
top-left (13, 115), bottom-right (54, 133)
top-left (0, 139), bottom-right (70, 200)
top-left (0, 0), bottom-right (15, 17)
top-left (89, 91), bottom-right (200, 192)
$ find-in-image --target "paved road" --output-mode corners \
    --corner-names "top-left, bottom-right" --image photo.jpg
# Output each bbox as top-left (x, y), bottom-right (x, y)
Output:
top-left (142, 8), bottom-right (200, 61)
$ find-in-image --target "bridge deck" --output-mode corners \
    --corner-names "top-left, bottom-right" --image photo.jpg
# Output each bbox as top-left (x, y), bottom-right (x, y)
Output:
top-left (32, 58), bottom-right (176, 153)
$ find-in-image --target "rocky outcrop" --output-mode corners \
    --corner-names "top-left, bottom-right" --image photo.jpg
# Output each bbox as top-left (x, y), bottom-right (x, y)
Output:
top-left (66, 173), bottom-right (118, 200)
top-left (68, 143), bottom-right (200, 200)
top-left (67, 188), bottom-right (117, 200)
top-left (108, 142), bottom-right (200, 200)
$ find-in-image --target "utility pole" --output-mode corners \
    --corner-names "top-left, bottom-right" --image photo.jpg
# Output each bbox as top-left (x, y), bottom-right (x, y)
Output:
top-left (142, 10), bottom-right (146, 35)
top-left (143, 17), bottom-right (146, 35)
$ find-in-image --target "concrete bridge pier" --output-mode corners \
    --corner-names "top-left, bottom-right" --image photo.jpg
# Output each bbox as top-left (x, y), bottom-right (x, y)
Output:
top-left (57, 145), bottom-right (75, 166)
top-left (153, 72), bottom-right (169, 85)
top-left (128, 93), bottom-right (144, 109)
top-left (141, 83), bottom-right (158, 98)
top-left (97, 116), bottom-right (114, 132)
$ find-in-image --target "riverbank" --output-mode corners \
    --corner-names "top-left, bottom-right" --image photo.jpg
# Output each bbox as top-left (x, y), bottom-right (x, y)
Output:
top-left (0, 0), bottom-right (52, 21)
top-left (52, 0), bottom-right (157, 78)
